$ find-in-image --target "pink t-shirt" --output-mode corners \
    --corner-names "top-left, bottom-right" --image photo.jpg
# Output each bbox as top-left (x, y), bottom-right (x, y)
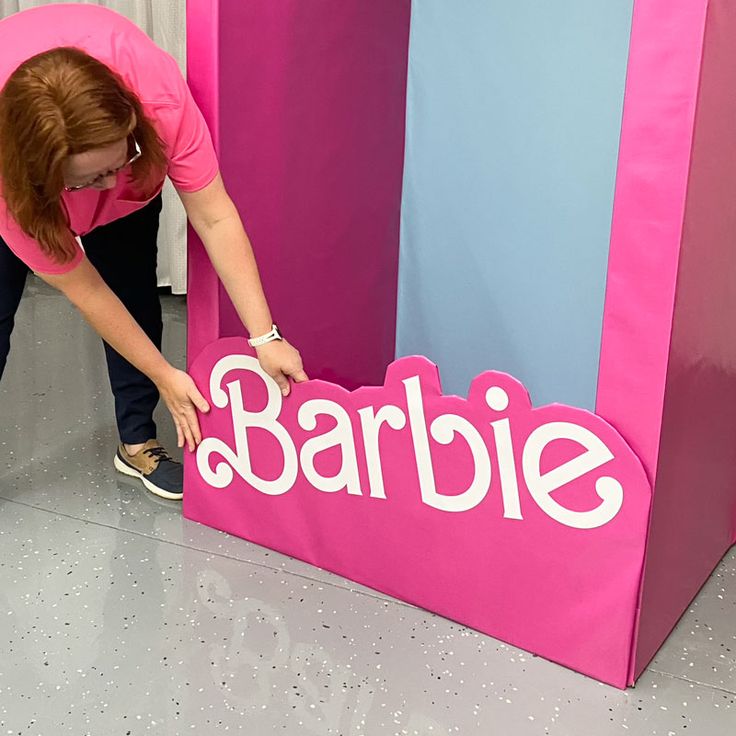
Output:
top-left (0, 3), bottom-right (219, 274)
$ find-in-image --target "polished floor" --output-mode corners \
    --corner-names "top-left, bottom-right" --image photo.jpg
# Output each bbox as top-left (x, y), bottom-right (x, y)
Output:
top-left (1, 278), bottom-right (734, 735)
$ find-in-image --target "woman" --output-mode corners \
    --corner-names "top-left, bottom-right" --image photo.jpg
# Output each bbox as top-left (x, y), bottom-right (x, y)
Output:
top-left (0, 4), bottom-right (308, 500)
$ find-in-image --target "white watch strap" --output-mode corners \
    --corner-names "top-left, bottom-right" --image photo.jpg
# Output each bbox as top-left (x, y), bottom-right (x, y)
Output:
top-left (248, 324), bottom-right (282, 347)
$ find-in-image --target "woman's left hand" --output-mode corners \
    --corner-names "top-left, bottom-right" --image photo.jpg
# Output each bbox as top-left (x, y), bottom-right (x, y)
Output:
top-left (255, 340), bottom-right (309, 396)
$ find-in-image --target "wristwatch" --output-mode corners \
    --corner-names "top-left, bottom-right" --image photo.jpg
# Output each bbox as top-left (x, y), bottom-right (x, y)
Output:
top-left (248, 324), bottom-right (283, 347)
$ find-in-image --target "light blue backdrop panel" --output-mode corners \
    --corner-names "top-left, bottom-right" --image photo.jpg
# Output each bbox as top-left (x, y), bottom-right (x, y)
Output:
top-left (396, 0), bottom-right (635, 410)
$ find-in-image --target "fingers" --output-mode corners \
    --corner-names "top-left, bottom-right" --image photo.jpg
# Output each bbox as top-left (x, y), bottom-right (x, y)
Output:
top-left (173, 415), bottom-right (184, 449)
top-left (171, 406), bottom-right (196, 452)
top-left (271, 366), bottom-right (308, 397)
top-left (182, 417), bottom-right (196, 453)
top-left (186, 404), bottom-right (203, 446)
top-left (256, 343), bottom-right (308, 390)
top-left (273, 373), bottom-right (291, 397)
top-left (177, 403), bottom-right (202, 452)
top-left (169, 406), bottom-right (193, 452)
top-left (291, 368), bottom-right (309, 383)
top-left (167, 399), bottom-right (203, 452)
top-left (160, 369), bottom-right (209, 453)
top-left (263, 357), bottom-right (308, 397)
top-left (189, 386), bottom-right (210, 414)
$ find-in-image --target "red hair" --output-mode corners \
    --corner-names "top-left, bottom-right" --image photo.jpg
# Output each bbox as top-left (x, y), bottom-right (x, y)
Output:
top-left (0, 46), bottom-right (168, 262)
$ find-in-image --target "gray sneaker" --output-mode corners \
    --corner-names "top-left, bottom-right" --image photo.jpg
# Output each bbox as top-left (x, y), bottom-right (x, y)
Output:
top-left (113, 439), bottom-right (183, 500)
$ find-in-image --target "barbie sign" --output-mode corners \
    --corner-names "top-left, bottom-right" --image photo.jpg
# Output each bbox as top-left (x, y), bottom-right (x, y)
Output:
top-left (195, 346), bottom-right (646, 531)
top-left (184, 338), bottom-right (652, 685)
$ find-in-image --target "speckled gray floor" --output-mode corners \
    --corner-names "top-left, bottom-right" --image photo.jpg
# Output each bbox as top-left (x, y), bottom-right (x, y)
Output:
top-left (1, 277), bottom-right (734, 735)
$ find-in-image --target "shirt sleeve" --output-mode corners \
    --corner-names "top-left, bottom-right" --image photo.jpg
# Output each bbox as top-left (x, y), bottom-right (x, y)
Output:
top-left (157, 54), bottom-right (220, 193)
top-left (0, 202), bottom-right (83, 275)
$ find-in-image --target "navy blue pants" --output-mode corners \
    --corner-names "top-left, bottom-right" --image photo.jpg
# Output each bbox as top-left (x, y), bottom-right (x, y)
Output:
top-left (0, 194), bottom-right (164, 444)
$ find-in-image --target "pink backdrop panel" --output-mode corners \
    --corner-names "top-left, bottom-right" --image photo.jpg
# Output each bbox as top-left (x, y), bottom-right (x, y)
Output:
top-left (595, 0), bottom-right (708, 477)
top-left (184, 337), bottom-right (653, 688)
top-left (186, 0), bottom-right (411, 389)
top-left (632, 0), bottom-right (736, 678)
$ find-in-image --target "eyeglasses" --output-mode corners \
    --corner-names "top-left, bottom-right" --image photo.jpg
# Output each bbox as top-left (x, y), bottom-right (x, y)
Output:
top-left (64, 136), bottom-right (142, 192)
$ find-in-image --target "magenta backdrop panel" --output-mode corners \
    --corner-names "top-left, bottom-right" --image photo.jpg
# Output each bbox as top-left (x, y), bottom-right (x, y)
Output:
top-left (632, 0), bottom-right (736, 677)
top-left (185, 337), bottom-right (652, 688)
top-left (187, 0), bottom-right (411, 389)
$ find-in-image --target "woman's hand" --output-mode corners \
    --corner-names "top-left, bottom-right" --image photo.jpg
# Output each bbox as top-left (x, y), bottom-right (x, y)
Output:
top-left (255, 339), bottom-right (309, 396)
top-left (155, 365), bottom-right (211, 451)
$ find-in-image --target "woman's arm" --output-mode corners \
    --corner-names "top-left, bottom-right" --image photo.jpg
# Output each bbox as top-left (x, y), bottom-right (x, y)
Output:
top-left (177, 173), bottom-right (308, 394)
top-left (38, 258), bottom-right (209, 451)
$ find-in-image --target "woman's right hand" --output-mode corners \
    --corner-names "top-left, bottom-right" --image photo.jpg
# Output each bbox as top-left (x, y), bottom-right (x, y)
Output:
top-left (155, 365), bottom-right (211, 452)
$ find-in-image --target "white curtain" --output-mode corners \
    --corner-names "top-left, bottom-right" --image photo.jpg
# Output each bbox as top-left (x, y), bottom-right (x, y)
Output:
top-left (0, 0), bottom-right (189, 294)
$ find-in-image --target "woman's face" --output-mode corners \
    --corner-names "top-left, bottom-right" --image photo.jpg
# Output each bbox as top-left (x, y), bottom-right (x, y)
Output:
top-left (62, 137), bottom-right (130, 191)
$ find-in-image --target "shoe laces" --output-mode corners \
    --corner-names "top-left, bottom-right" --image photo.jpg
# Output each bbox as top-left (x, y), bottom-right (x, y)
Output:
top-left (143, 446), bottom-right (172, 464)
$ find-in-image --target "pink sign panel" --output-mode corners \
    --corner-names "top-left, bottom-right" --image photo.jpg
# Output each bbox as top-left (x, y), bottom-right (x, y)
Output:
top-left (184, 338), bottom-right (653, 687)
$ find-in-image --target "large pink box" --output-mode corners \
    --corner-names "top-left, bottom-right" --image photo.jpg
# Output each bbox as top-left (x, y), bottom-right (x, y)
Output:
top-left (184, 0), bottom-right (736, 687)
